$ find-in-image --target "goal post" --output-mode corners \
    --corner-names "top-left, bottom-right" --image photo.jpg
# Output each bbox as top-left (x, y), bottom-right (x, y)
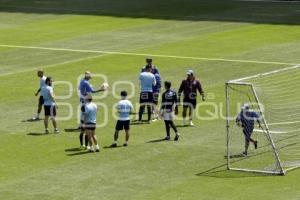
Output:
top-left (226, 65), bottom-right (300, 175)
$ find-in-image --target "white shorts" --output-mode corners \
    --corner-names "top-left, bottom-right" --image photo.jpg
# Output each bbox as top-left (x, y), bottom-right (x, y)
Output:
top-left (163, 111), bottom-right (174, 121)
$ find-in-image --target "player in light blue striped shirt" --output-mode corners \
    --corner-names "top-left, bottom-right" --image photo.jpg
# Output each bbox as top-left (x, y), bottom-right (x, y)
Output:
top-left (110, 91), bottom-right (133, 147)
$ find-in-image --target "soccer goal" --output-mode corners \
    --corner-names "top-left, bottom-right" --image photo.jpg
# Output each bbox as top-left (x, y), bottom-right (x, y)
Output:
top-left (226, 65), bottom-right (300, 175)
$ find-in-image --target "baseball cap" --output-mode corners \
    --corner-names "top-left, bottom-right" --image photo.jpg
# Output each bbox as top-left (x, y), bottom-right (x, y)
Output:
top-left (187, 69), bottom-right (194, 75)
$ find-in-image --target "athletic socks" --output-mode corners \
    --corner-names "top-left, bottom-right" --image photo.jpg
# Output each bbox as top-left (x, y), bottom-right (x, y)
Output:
top-left (79, 133), bottom-right (83, 146)
top-left (85, 135), bottom-right (89, 147)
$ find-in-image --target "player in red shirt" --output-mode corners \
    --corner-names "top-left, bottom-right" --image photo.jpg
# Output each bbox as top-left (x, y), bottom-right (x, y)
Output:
top-left (178, 70), bottom-right (205, 126)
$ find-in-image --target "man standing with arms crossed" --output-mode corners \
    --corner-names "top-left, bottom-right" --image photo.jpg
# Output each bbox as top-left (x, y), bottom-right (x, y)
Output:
top-left (32, 69), bottom-right (47, 120)
top-left (178, 70), bottom-right (205, 126)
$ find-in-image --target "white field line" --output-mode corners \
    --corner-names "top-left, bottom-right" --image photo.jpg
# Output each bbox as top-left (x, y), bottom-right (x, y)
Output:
top-left (268, 120), bottom-right (300, 126)
top-left (228, 65), bottom-right (300, 83)
top-left (0, 54), bottom-right (106, 77)
top-left (0, 44), bottom-right (298, 66)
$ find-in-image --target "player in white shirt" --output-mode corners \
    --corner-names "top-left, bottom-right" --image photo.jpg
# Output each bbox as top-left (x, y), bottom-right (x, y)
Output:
top-left (33, 69), bottom-right (47, 120)
top-left (110, 91), bottom-right (133, 147)
top-left (41, 77), bottom-right (59, 134)
top-left (82, 94), bottom-right (100, 152)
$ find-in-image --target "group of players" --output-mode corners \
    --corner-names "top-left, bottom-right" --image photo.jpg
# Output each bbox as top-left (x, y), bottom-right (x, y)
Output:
top-left (33, 57), bottom-right (261, 155)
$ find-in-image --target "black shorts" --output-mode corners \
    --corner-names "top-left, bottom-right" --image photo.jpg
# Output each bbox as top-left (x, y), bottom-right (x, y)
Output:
top-left (115, 120), bottom-right (130, 131)
top-left (44, 105), bottom-right (56, 117)
top-left (153, 92), bottom-right (159, 105)
top-left (85, 123), bottom-right (96, 131)
top-left (243, 129), bottom-right (253, 141)
top-left (183, 98), bottom-right (197, 109)
top-left (140, 92), bottom-right (153, 104)
top-left (39, 96), bottom-right (44, 105)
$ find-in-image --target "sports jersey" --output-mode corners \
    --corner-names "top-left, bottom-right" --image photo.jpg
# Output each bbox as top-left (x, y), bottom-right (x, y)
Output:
top-left (82, 102), bottom-right (98, 124)
top-left (117, 99), bottom-right (133, 121)
top-left (236, 110), bottom-right (260, 133)
top-left (161, 89), bottom-right (178, 112)
top-left (178, 78), bottom-right (204, 100)
top-left (41, 86), bottom-right (55, 106)
top-left (139, 72), bottom-right (156, 92)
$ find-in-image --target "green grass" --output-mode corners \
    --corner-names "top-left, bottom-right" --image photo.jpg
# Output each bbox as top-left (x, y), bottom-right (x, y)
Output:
top-left (0, 0), bottom-right (300, 199)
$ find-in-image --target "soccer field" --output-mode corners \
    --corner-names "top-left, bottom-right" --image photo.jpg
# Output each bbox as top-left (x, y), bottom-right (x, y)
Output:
top-left (0, 0), bottom-right (300, 199)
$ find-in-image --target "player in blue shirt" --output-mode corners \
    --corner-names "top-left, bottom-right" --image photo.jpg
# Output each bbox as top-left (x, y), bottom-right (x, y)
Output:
top-left (236, 104), bottom-right (262, 156)
top-left (152, 72), bottom-right (162, 121)
top-left (78, 71), bottom-right (106, 149)
top-left (110, 91), bottom-right (133, 148)
top-left (81, 94), bottom-right (99, 152)
top-left (138, 65), bottom-right (156, 122)
top-left (160, 81), bottom-right (180, 141)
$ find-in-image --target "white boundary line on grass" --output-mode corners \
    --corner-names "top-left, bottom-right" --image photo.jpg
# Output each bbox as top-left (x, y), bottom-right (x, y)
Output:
top-left (0, 54), bottom-right (106, 77)
top-left (228, 64), bottom-right (300, 83)
top-left (0, 44), bottom-right (298, 68)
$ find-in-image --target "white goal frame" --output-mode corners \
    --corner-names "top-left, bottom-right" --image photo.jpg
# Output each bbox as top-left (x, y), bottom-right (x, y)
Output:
top-left (226, 65), bottom-right (300, 175)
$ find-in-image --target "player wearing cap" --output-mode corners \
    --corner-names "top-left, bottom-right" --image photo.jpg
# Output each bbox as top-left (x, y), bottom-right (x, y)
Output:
top-left (110, 91), bottom-right (133, 147)
top-left (236, 104), bottom-right (261, 156)
top-left (41, 77), bottom-right (59, 134)
top-left (160, 81), bottom-right (180, 141)
top-left (82, 94), bottom-right (100, 152)
top-left (178, 69), bottom-right (205, 126)
top-left (138, 65), bottom-right (156, 122)
top-left (78, 71), bottom-right (106, 149)
top-left (32, 69), bottom-right (47, 120)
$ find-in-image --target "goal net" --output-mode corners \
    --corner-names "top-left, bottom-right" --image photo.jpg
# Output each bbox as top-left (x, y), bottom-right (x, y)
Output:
top-left (226, 65), bottom-right (300, 175)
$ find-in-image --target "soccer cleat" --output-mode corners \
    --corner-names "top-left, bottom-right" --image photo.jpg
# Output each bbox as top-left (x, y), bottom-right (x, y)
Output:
top-left (242, 152), bottom-right (248, 157)
top-left (32, 116), bottom-right (39, 121)
top-left (123, 143), bottom-right (128, 147)
top-left (110, 143), bottom-right (117, 148)
top-left (174, 134), bottom-right (180, 141)
top-left (164, 136), bottom-right (171, 141)
top-left (79, 145), bottom-right (86, 150)
top-left (54, 129), bottom-right (60, 134)
top-left (95, 149), bottom-right (100, 152)
top-left (151, 118), bottom-right (158, 122)
top-left (189, 121), bottom-right (194, 126)
top-left (254, 141), bottom-right (258, 149)
top-left (45, 129), bottom-right (49, 134)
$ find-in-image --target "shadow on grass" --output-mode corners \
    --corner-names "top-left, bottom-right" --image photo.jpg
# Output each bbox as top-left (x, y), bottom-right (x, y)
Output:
top-left (67, 151), bottom-right (95, 156)
top-left (196, 163), bottom-right (274, 178)
top-left (27, 132), bottom-right (48, 136)
top-left (65, 147), bottom-right (82, 152)
top-left (130, 120), bottom-right (151, 125)
top-left (64, 128), bottom-right (80, 133)
top-left (198, 141), bottom-right (299, 178)
top-left (0, 0), bottom-right (299, 25)
top-left (146, 138), bottom-right (168, 143)
top-left (21, 118), bottom-right (43, 122)
top-left (103, 145), bottom-right (124, 149)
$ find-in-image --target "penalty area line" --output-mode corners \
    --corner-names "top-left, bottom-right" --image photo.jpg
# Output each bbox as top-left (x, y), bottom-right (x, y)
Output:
top-left (0, 44), bottom-right (298, 66)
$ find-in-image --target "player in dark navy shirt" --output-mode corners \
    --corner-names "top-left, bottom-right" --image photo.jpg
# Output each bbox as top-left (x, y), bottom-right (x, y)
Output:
top-left (160, 81), bottom-right (180, 141)
top-left (236, 104), bottom-right (262, 156)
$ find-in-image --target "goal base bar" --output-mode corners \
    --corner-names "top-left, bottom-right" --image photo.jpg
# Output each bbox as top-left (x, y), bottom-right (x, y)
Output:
top-left (229, 167), bottom-right (285, 175)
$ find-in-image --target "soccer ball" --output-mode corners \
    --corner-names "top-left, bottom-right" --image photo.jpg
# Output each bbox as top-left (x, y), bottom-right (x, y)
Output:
top-left (102, 82), bottom-right (109, 90)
